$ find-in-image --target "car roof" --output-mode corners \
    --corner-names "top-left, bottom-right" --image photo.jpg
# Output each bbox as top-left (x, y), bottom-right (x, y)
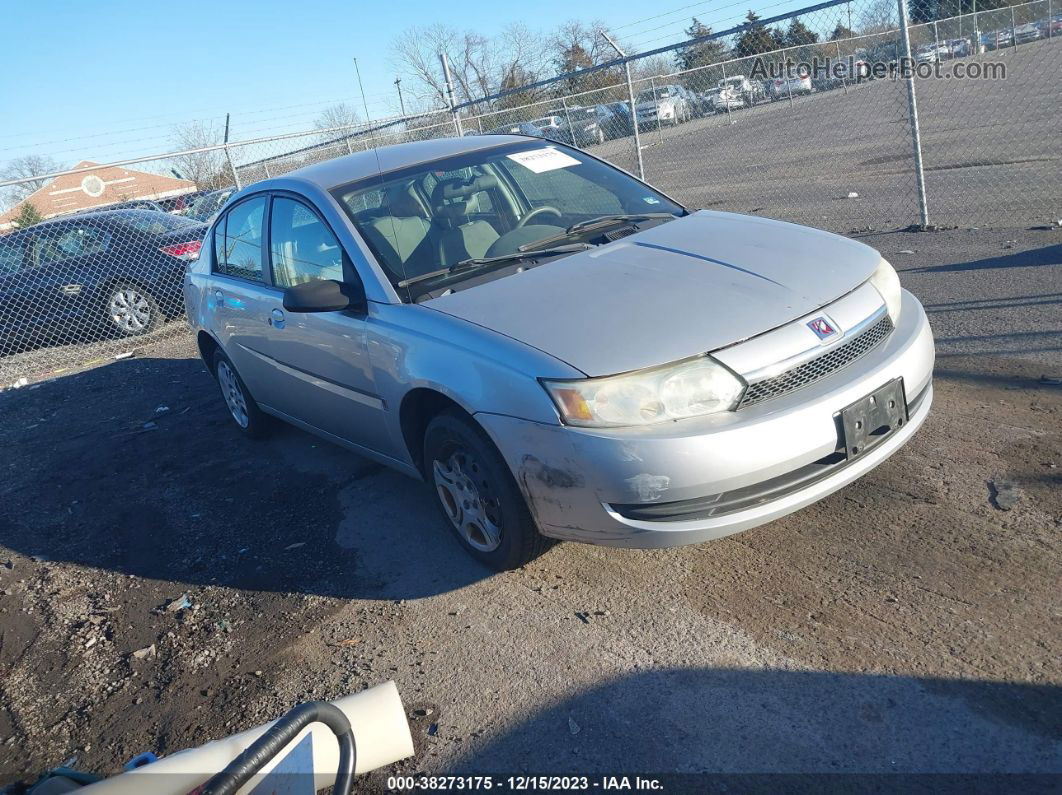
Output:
top-left (1, 208), bottom-right (191, 241)
top-left (280, 135), bottom-right (532, 190)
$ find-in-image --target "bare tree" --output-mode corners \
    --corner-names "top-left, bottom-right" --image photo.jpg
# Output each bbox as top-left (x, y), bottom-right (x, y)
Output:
top-left (314, 103), bottom-right (361, 135)
top-left (860, 0), bottom-right (900, 33)
top-left (169, 121), bottom-right (230, 191)
top-left (550, 20), bottom-right (627, 93)
top-left (1, 154), bottom-right (62, 208)
top-left (391, 23), bottom-right (549, 112)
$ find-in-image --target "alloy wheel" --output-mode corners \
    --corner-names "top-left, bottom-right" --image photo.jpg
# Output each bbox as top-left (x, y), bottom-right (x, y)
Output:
top-left (108, 287), bottom-right (152, 334)
top-left (432, 450), bottom-right (503, 552)
top-left (216, 360), bottom-right (250, 429)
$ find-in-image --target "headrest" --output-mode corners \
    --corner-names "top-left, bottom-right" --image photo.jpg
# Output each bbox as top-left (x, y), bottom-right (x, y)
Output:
top-left (433, 200), bottom-right (469, 230)
top-left (385, 184), bottom-right (426, 219)
top-left (432, 175), bottom-right (498, 205)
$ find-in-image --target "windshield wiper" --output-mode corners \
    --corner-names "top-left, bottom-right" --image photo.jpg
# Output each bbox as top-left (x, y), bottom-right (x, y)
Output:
top-left (397, 243), bottom-right (592, 288)
top-left (517, 213), bottom-right (679, 252)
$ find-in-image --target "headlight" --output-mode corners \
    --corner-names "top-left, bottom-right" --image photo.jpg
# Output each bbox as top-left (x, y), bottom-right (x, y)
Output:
top-left (868, 258), bottom-right (902, 324)
top-left (543, 356), bottom-right (746, 428)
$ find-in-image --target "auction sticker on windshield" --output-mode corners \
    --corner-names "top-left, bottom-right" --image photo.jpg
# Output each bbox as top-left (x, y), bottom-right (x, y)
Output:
top-left (507, 147), bottom-right (581, 173)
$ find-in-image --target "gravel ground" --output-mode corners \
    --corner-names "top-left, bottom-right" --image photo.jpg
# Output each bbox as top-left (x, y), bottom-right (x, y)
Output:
top-left (0, 227), bottom-right (1059, 792)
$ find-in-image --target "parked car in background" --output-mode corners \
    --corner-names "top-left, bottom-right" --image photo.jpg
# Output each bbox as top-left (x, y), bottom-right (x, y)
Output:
top-left (184, 188), bottom-right (235, 223)
top-left (718, 75), bottom-right (766, 106)
top-left (634, 84), bottom-right (692, 127)
top-left (945, 38), bottom-right (972, 58)
top-left (981, 29), bottom-right (1014, 49)
top-left (486, 121), bottom-right (549, 138)
top-left (530, 115), bottom-right (566, 140)
top-left (770, 73), bottom-right (813, 99)
top-left (75, 198), bottom-right (167, 215)
top-left (186, 135), bottom-right (933, 570)
top-left (0, 210), bottom-right (207, 348)
top-left (709, 87), bottom-right (745, 113)
top-left (596, 102), bottom-right (633, 139)
top-left (915, 45), bottom-right (939, 64)
top-left (1013, 22), bottom-right (1041, 43)
top-left (552, 106), bottom-right (606, 147)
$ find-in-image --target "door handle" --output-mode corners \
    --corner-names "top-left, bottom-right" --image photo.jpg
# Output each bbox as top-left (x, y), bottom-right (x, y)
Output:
top-left (269, 308), bottom-right (286, 329)
top-left (213, 289), bottom-right (223, 306)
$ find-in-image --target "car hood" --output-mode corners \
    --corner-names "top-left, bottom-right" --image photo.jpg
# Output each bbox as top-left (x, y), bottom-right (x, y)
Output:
top-left (424, 211), bottom-right (883, 377)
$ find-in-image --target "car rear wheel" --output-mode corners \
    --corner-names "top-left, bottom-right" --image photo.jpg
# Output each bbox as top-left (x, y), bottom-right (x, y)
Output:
top-left (213, 350), bottom-right (270, 438)
top-left (106, 283), bottom-right (162, 336)
top-left (424, 409), bottom-right (548, 570)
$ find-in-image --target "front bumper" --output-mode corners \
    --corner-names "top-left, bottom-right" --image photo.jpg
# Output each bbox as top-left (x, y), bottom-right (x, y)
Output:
top-left (477, 290), bottom-right (935, 548)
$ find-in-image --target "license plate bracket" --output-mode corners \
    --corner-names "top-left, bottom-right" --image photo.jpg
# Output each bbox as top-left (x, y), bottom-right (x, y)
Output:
top-left (840, 378), bottom-right (908, 460)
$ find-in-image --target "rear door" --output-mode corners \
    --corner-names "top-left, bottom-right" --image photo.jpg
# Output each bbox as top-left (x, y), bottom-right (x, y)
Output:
top-left (251, 194), bottom-right (394, 456)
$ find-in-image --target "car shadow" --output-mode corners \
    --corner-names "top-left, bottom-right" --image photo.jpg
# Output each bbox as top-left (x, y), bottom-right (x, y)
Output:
top-left (439, 667), bottom-right (1061, 780)
top-left (0, 355), bottom-right (497, 601)
top-left (907, 243), bottom-right (1061, 274)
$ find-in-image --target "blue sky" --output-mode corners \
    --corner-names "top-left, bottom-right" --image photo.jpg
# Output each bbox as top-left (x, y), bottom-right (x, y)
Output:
top-left (1, 0), bottom-right (818, 168)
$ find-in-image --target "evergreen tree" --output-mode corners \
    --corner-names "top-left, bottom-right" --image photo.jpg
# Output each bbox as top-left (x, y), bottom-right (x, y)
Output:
top-left (675, 18), bottom-right (727, 71)
top-left (11, 202), bottom-right (43, 229)
top-left (829, 24), bottom-right (856, 41)
top-left (785, 19), bottom-right (819, 47)
top-left (735, 11), bottom-right (784, 56)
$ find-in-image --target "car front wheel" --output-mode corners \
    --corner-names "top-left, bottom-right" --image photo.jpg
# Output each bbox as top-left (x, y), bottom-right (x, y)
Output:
top-left (424, 409), bottom-right (548, 570)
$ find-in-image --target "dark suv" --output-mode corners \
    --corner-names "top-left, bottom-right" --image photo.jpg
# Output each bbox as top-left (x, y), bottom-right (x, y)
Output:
top-left (0, 209), bottom-right (208, 351)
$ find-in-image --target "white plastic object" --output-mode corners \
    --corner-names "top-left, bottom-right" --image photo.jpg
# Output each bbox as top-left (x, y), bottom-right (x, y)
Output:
top-left (81, 681), bottom-right (414, 794)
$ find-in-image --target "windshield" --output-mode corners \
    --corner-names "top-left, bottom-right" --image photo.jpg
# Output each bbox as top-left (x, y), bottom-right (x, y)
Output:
top-left (332, 141), bottom-right (684, 301)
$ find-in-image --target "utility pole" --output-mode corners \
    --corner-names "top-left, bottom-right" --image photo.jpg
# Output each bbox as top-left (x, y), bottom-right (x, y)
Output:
top-left (600, 31), bottom-right (645, 181)
top-left (439, 52), bottom-right (463, 136)
top-left (394, 77), bottom-right (407, 117)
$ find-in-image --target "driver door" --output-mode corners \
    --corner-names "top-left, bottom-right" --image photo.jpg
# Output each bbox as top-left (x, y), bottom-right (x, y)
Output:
top-left (252, 194), bottom-right (395, 457)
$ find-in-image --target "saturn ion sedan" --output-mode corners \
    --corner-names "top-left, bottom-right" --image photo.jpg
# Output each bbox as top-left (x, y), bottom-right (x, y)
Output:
top-left (184, 135), bottom-right (934, 570)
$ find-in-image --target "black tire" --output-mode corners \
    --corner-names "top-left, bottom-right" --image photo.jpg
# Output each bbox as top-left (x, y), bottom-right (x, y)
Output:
top-left (104, 282), bottom-right (163, 337)
top-left (423, 409), bottom-right (548, 570)
top-left (212, 349), bottom-right (271, 438)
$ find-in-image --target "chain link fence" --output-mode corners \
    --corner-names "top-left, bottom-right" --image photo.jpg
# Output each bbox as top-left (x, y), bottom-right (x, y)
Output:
top-left (1, 0), bottom-right (1059, 384)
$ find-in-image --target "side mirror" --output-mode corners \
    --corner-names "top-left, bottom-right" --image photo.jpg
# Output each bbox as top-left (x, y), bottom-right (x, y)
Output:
top-left (282, 279), bottom-right (365, 313)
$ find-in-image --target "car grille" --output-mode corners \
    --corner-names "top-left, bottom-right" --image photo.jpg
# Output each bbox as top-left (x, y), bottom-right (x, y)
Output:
top-left (738, 313), bottom-right (894, 409)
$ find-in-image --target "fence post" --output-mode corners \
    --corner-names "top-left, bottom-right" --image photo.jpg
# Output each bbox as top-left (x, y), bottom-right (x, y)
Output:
top-left (345, 137), bottom-right (353, 154)
top-left (223, 113), bottom-right (242, 190)
top-left (720, 62), bottom-right (733, 123)
top-left (933, 20), bottom-right (940, 57)
top-left (835, 41), bottom-right (848, 95)
top-left (560, 96), bottom-right (575, 147)
top-left (784, 49), bottom-right (795, 107)
top-left (439, 52), bottom-right (464, 136)
top-left (650, 76), bottom-right (665, 143)
top-left (1049, 0), bottom-right (1053, 38)
top-left (623, 62), bottom-right (645, 180)
top-left (601, 31), bottom-right (644, 180)
top-left (897, 0), bottom-right (930, 228)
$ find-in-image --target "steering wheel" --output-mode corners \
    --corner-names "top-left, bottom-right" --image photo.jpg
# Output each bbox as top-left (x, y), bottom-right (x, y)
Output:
top-left (515, 205), bottom-right (562, 229)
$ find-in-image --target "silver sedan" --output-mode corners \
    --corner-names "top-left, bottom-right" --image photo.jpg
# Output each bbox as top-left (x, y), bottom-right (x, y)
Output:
top-left (184, 135), bottom-right (934, 570)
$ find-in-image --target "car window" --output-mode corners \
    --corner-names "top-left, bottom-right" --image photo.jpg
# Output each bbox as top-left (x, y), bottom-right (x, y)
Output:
top-left (0, 238), bottom-right (23, 274)
top-left (215, 196), bottom-right (266, 281)
top-left (269, 197), bottom-right (345, 287)
top-left (29, 225), bottom-right (110, 267)
top-left (120, 210), bottom-right (197, 235)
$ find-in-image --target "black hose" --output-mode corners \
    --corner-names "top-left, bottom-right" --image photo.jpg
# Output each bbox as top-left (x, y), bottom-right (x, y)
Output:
top-left (199, 701), bottom-right (356, 795)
